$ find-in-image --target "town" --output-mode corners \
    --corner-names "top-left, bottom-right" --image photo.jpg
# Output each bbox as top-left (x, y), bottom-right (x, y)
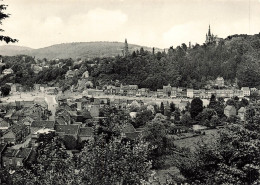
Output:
top-left (0, 0), bottom-right (260, 184)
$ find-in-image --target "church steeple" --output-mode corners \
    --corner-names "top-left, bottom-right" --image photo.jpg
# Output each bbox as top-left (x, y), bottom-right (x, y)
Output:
top-left (205, 25), bottom-right (215, 44)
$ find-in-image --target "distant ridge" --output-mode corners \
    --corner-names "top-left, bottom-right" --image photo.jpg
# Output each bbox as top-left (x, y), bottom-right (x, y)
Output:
top-left (0, 42), bottom-right (162, 59)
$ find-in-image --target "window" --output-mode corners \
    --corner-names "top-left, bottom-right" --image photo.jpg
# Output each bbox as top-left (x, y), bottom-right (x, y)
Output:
top-left (17, 161), bottom-right (21, 166)
top-left (9, 159), bottom-right (12, 164)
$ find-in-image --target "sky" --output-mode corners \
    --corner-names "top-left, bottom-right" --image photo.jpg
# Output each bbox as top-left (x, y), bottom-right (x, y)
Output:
top-left (1, 0), bottom-right (260, 49)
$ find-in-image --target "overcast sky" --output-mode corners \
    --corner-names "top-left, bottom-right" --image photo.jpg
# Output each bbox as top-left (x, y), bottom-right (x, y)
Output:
top-left (1, 0), bottom-right (260, 49)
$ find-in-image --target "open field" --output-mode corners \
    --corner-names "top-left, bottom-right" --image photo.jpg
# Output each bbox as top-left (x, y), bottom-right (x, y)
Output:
top-left (173, 129), bottom-right (219, 151)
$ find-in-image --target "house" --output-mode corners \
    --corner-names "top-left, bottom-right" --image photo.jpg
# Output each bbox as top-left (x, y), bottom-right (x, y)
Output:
top-left (78, 127), bottom-right (94, 142)
top-left (34, 84), bottom-right (41, 92)
top-left (127, 85), bottom-right (138, 96)
top-left (81, 71), bottom-right (89, 79)
top-left (120, 123), bottom-right (143, 140)
top-left (238, 107), bottom-right (246, 121)
top-left (241, 87), bottom-right (250, 97)
top-left (170, 87), bottom-right (177, 98)
top-left (85, 89), bottom-right (104, 96)
top-left (0, 119), bottom-right (10, 132)
top-left (233, 89), bottom-right (244, 98)
top-left (30, 120), bottom-right (55, 134)
top-left (2, 148), bottom-right (17, 167)
top-left (157, 89), bottom-right (164, 98)
top-left (2, 68), bottom-right (14, 75)
top-left (163, 84), bottom-right (172, 97)
top-left (87, 105), bottom-right (100, 118)
top-left (137, 88), bottom-right (149, 97)
top-left (1, 124), bottom-right (30, 144)
top-left (65, 70), bottom-right (75, 79)
top-left (13, 148), bottom-right (32, 167)
top-left (2, 148), bottom-right (32, 167)
top-left (193, 89), bottom-right (200, 98)
top-left (224, 105), bottom-right (236, 118)
top-left (45, 87), bottom-right (59, 95)
top-left (199, 89), bottom-right (206, 99)
top-left (0, 143), bottom-right (7, 168)
top-left (187, 89), bottom-right (194, 98)
top-left (55, 124), bottom-right (80, 139)
top-left (215, 77), bottom-right (224, 87)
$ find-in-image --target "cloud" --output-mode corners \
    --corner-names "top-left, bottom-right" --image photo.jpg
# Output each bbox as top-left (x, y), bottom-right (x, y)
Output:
top-left (69, 8), bottom-right (127, 33)
top-left (162, 22), bottom-right (206, 47)
top-left (1, 7), bottom-right (128, 48)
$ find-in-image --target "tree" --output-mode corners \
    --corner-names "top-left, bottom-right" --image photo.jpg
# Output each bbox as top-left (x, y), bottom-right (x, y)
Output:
top-left (190, 98), bottom-right (203, 119)
top-left (0, 84), bottom-right (11, 96)
top-left (160, 102), bottom-right (164, 114)
top-left (144, 120), bottom-right (174, 169)
top-left (208, 94), bottom-right (217, 108)
top-left (63, 135), bottom-right (77, 150)
top-left (170, 102), bottom-right (176, 112)
top-left (180, 112), bottom-right (192, 127)
top-left (77, 138), bottom-right (152, 184)
top-left (176, 113), bottom-right (260, 184)
top-left (133, 109), bottom-right (154, 128)
top-left (0, 3), bottom-right (18, 43)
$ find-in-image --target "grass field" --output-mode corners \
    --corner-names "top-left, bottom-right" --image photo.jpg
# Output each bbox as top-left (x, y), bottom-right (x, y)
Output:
top-left (173, 129), bottom-right (219, 152)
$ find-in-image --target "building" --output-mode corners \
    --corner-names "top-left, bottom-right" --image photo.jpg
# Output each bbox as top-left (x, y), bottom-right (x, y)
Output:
top-left (163, 84), bottom-right (172, 97)
top-left (1, 124), bottom-right (30, 144)
top-left (215, 77), bottom-right (224, 87)
top-left (78, 127), bottom-right (94, 142)
top-left (170, 87), bottom-right (177, 98)
top-left (187, 89), bottom-right (194, 98)
top-left (127, 85), bottom-right (138, 96)
top-left (157, 89), bottom-right (164, 98)
top-left (205, 25), bottom-right (216, 44)
top-left (2, 148), bottom-right (32, 167)
top-left (122, 39), bottom-right (129, 57)
top-left (0, 143), bottom-right (7, 168)
top-left (238, 107), bottom-right (246, 121)
top-left (224, 105), bottom-right (236, 118)
top-left (241, 87), bottom-right (250, 97)
top-left (55, 124), bottom-right (80, 139)
top-left (2, 68), bottom-right (14, 75)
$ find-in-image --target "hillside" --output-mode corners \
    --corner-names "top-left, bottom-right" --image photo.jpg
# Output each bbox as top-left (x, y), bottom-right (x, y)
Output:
top-left (0, 45), bottom-right (32, 56)
top-left (0, 42), bottom-right (161, 59)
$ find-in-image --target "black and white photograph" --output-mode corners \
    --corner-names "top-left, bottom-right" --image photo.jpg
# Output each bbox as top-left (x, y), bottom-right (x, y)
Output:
top-left (0, 0), bottom-right (260, 184)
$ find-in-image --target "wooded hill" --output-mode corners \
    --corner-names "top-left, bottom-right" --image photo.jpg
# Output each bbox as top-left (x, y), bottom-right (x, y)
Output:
top-left (0, 42), bottom-right (161, 59)
top-left (1, 33), bottom-right (260, 91)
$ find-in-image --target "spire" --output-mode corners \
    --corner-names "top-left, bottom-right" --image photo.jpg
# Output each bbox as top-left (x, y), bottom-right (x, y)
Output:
top-left (208, 25), bottom-right (211, 36)
top-left (125, 38), bottom-right (127, 44)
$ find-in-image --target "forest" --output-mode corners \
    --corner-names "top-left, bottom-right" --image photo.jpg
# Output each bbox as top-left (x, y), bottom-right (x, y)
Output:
top-left (1, 33), bottom-right (260, 92)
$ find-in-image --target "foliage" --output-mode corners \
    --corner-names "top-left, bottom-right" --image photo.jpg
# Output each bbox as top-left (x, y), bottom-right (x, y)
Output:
top-left (144, 120), bottom-right (175, 169)
top-left (176, 111), bottom-right (260, 184)
top-left (133, 108), bottom-right (154, 128)
top-left (0, 3), bottom-right (18, 43)
top-left (190, 98), bottom-right (203, 119)
top-left (76, 138), bottom-right (152, 185)
top-left (63, 135), bottom-right (77, 150)
top-left (0, 84), bottom-right (11, 96)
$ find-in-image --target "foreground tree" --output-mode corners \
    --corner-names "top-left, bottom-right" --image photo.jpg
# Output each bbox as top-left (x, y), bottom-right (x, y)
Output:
top-left (0, 3), bottom-right (18, 43)
top-left (76, 138), bottom-right (152, 185)
top-left (176, 113), bottom-right (260, 184)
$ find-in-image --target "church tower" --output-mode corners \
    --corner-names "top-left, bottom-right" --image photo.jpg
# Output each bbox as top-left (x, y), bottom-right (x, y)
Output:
top-left (123, 39), bottom-right (129, 57)
top-left (205, 25), bottom-right (215, 44)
